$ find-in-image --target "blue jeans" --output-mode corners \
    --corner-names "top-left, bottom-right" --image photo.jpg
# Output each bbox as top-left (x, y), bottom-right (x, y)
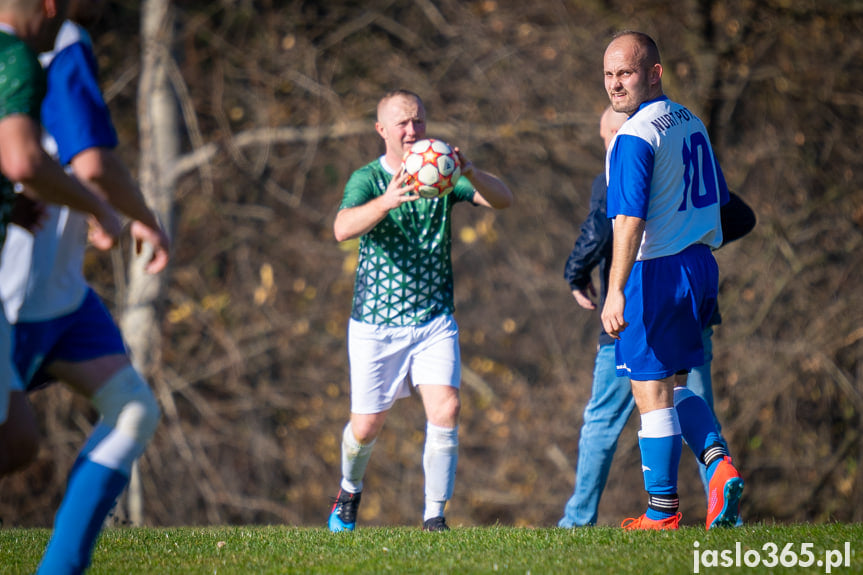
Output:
top-left (558, 328), bottom-right (721, 527)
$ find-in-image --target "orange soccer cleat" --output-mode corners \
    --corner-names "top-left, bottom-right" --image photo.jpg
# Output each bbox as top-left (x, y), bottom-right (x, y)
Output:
top-left (706, 456), bottom-right (744, 529)
top-left (621, 512), bottom-right (682, 531)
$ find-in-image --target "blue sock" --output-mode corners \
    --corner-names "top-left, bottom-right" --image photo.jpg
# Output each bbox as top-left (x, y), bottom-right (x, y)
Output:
top-left (639, 408), bottom-right (682, 521)
top-left (37, 458), bottom-right (128, 575)
top-left (706, 457), bottom-right (722, 478)
top-left (674, 387), bottom-right (724, 460)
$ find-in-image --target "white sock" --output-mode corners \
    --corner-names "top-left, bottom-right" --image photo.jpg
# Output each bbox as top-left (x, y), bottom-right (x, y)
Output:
top-left (423, 423), bottom-right (458, 521)
top-left (86, 366), bottom-right (160, 475)
top-left (340, 422), bottom-right (375, 493)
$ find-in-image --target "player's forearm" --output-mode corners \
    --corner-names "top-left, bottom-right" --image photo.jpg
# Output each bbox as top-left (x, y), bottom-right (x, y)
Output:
top-left (0, 116), bottom-right (111, 220)
top-left (607, 214), bottom-right (644, 293)
top-left (333, 199), bottom-right (390, 242)
top-left (469, 168), bottom-right (513, 209)
top-left (71, 148), bottom-right (162, 231)
top-left (20, 152), bottom-right (115, 220)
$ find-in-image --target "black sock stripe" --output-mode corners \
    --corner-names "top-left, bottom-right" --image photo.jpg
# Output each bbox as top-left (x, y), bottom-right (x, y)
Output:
top-left (648, 493), bottom-right (679, 512)
top-left (701, 443), bottom-right (729, 467)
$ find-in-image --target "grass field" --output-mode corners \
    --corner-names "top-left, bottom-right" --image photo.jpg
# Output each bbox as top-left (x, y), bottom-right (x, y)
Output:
top-left (1, 523), bottom-right (860, 574)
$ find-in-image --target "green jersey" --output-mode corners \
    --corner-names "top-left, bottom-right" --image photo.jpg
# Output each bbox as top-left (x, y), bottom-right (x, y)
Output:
top-left (0, 31), bottom-right (45, 248)
top-left (340, 157), bottom-right (476, 326)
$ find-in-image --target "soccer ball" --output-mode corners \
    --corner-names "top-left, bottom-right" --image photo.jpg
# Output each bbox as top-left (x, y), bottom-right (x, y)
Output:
top-left (402, 138), bottom-right (461, 199)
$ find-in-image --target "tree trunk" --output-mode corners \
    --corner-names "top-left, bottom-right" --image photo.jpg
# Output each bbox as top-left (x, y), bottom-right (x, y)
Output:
top-left (118, 0), bottom-right (178, 526)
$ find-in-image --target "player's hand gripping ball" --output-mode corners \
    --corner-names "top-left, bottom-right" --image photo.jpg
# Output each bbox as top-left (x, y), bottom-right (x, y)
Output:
top-left (402, 139), bottom-right (461, 198)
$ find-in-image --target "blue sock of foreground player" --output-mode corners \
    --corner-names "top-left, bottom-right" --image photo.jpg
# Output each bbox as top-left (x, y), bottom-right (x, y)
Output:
top-left (38, 367), bottom-right (160, 575)
top-left (638, 408), bottom-right (682, 521)
top-left (37, 456), bottom-right (128, 575)
top-left (674, 386), bottom-right (728, 476)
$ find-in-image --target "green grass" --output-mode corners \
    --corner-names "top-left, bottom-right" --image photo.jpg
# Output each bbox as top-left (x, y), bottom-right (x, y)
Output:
top-left (1, 523), bottom-right (861, 574)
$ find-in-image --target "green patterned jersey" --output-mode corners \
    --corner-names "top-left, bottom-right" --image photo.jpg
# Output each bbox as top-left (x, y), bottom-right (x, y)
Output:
top-left (340, 157), bottom-right (476, 326)
top-left (0, 31), bottom-right (45, 248)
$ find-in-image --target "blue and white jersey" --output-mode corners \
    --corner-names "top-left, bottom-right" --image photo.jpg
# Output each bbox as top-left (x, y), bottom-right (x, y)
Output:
top-left (0, 21), bottom-right (118, 323)
top-left (39, 21), bottom-right (118, 165)
top-left (606, 96), bottom-right (729, 261)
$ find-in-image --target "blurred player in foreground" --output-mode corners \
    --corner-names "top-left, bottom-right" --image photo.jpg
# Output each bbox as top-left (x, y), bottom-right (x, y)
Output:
top-left (328, 89), bottom-right (512, 532)
top-left (0, 0), bottom-right (121, 448)
top-left (0, 0), bottom-right (168, 572)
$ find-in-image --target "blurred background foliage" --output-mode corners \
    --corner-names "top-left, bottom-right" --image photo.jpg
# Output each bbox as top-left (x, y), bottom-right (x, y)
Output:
top-left (2, 0), bottom-right (862, 528)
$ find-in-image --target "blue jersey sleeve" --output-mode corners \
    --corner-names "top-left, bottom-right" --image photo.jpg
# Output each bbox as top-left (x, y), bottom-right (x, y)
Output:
top-left (606, 134), bottom-right (654, 220)
top-left (41, 41), bottom-right (118, 165)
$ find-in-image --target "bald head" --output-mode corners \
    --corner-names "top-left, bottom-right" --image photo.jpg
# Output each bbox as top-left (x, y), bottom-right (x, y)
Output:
top-left (599, 106), bottom-right (628, 150)
top-left (377, 89), bottom-right (423, 123)
top-left (603, 31), bottom-right (664, 115)
top-left (0, 0), bottom-right (39, 10)
top-left (608, 31), bottom-right (661, 69)
top-left (0, 0), bottom-right (69, 52)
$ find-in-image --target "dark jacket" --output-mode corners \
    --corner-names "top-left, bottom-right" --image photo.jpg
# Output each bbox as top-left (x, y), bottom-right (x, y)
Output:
top-left (563, 176), bottom-right (756, 346)
top-left (563, 174), bottom-right (615, 345)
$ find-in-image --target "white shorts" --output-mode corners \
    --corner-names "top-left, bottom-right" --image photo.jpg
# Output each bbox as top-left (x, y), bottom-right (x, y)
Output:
top-left (0, 305), bottom-right (24, 425)
top-left (348, 314), bottom-right (461, 414)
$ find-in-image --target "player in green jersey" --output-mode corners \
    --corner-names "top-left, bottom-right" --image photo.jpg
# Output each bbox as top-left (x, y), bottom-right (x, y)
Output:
top-left (0, 0), bottom-right (121, 472)
top-left (328, 89), bottom-right (512, 532)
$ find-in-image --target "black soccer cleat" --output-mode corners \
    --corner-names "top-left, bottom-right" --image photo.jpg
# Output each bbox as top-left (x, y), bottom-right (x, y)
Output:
top-left (328, 489), bottom-right (362, 532)
top-left (422, 516), bottom-right (450, 532)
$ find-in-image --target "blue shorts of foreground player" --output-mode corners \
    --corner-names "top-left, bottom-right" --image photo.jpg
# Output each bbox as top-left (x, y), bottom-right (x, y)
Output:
top-left (13, 288), bottom-right (127, 390)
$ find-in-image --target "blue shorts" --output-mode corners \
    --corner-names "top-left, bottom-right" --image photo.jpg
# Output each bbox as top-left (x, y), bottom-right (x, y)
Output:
top-left (615, 244), bottom-right (718, 380)
top-left (13, 288), bottom-right (127, 391)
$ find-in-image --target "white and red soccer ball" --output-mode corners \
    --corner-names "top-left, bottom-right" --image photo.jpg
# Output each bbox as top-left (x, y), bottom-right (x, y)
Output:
top-left (402, 138), bottom-right (461, 198)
